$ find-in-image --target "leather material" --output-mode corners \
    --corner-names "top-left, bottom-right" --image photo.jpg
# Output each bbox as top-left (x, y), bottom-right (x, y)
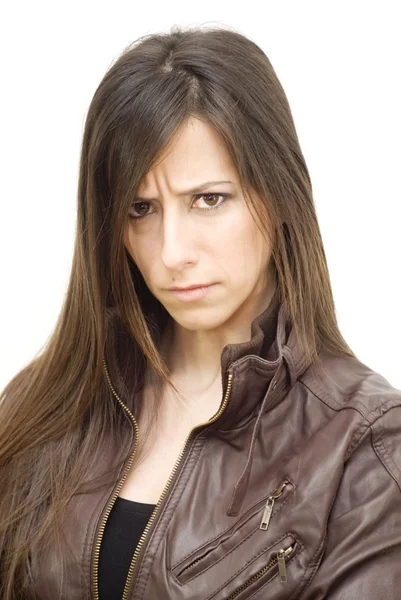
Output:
top-left (22, 289), bottom-right (401, 599)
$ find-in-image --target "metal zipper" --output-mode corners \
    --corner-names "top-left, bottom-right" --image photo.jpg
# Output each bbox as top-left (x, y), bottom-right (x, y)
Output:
top-left (277, 546), bottom-right (291, 583)
top-left (91, 358), bottom-right (141, 600)
top-left (226, 544), bottom-right (293, 599)
top-left (259, 480), bottom-right (288, 531)
top-left (180, 479), bottom-right (289, 575)
top-left (93, 357), bottom-right (233, 600)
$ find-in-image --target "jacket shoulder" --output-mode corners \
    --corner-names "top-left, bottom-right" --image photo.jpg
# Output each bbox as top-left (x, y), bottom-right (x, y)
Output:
top-left (300, 353), bottom-right (401, 598)
top-left (370, 401), bottom-right (401, 492)
top-left (302, 348), bottom-right (401, 483)
top-left (301, 347), bottom-right (401, 418)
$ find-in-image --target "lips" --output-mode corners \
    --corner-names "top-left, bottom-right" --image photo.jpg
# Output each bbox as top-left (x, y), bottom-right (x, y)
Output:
top-left (169, 284), bottom-right (212, 291)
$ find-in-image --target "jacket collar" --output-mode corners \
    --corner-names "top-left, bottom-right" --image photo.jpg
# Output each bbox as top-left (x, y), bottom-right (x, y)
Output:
top-left (103, 285), bottom-right (315, 515)
top-left (217, 285), bottom-right (315, 515)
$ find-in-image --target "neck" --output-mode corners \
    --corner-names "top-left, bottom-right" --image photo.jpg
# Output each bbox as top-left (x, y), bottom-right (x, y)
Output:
top-left (160, 276), bottom-right (277, 397)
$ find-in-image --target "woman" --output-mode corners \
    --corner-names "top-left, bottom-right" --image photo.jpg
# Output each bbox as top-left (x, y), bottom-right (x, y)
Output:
top-left (1, 25), bottom-right (400, 600)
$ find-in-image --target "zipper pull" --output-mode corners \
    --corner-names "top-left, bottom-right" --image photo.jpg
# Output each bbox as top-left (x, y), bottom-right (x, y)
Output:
top-left (259, 481), bottom-right (288, 531)
top-left (260, 496), bottom-right (275, 530)
top-left (277, 548), bottom-right (288, 582)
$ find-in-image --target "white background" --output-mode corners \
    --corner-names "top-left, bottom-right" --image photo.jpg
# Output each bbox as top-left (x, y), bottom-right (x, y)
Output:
top-left (1, 1), bottom-right (400, 392)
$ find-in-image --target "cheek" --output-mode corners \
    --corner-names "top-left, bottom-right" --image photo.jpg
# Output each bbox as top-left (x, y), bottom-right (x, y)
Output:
top-left (217, 217), bottom-right (263, 271)
top-left (124, 227), bottom-right (154, 279)
top-left (123, 226), bottom-right (135, 259)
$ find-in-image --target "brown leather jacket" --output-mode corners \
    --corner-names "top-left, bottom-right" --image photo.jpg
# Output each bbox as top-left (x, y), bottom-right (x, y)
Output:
top-left (22, 290), bottom-right (401, 599)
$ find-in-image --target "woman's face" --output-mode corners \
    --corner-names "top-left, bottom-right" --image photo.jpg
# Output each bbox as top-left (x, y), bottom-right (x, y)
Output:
top-left (123, 117), bottom-right (275, 333)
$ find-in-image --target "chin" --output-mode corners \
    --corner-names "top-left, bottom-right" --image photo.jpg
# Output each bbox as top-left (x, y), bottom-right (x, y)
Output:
top-left (168, 305), bottom-right (236, 332)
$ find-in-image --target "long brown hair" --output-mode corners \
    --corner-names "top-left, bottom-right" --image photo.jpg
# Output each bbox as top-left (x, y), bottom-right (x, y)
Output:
top-left (0, 24), bottom-right (356, 598)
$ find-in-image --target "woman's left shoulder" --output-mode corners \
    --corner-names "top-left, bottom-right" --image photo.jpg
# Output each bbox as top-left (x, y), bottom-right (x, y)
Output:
top-left (301, 378), bottom-right (401, 599)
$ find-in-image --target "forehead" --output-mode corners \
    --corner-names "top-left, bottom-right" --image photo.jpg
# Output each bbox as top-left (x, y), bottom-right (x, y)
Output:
top-left (137, 118), bottom-right (238, 198)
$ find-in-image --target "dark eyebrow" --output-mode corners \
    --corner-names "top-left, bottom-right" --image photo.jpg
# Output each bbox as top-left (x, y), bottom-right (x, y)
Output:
top-left (133, 180), bottom-right (235, 202)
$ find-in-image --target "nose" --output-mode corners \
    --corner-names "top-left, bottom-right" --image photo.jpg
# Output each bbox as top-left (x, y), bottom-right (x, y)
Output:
top-left (160, 206), bottom-right (199, 270)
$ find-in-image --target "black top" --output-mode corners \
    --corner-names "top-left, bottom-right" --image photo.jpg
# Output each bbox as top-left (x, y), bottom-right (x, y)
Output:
top-left (98, 496), bottom-right (156, 600)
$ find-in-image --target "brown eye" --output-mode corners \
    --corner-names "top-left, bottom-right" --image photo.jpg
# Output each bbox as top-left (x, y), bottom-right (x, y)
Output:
top-left (128, 192), bottom-right (232, 221)
top-left (129, 201), bottom-right (153, 220)
top-left (199, 193), bottom-right (221, 206)
top-left (193, 193), bottom-right (231, 211)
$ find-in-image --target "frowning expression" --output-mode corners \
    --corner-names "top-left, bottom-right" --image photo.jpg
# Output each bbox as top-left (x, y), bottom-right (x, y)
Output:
top-left (123, 117), bottom-right (274, 332)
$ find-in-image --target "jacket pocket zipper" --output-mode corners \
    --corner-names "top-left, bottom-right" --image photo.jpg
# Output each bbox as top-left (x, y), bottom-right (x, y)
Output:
top-left (226, 543), bottom-right (294, 600)
top-left (259, 480), bottom-right (288, 531)
top-left (174, 479), bottom-right (291, 581)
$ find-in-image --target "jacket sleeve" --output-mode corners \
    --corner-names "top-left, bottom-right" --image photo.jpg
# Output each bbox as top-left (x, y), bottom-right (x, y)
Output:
top-left (301, 402), bottom-right (401, 600)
